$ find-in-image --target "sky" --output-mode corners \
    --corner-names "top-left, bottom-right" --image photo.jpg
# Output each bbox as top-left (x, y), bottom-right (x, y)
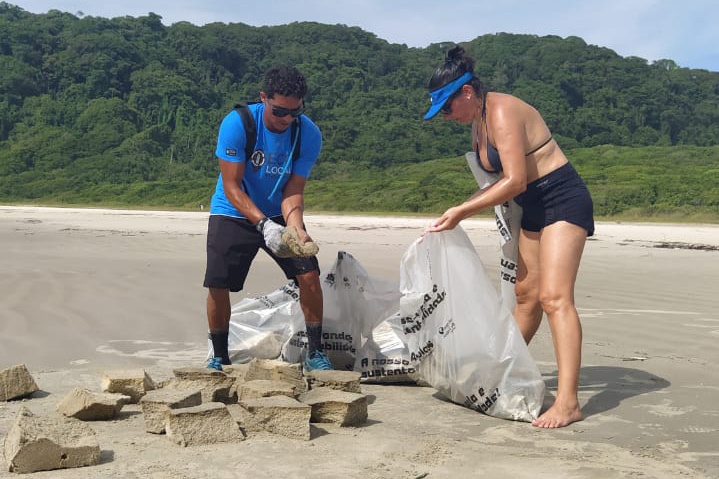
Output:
top-left (9, 0), bottom-right (719, 72)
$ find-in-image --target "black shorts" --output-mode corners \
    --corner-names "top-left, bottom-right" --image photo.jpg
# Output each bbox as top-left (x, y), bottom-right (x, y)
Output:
top-left (203, 214), bottom-right (320, 292)
top-left (514, 162), bottom-right (595, 236)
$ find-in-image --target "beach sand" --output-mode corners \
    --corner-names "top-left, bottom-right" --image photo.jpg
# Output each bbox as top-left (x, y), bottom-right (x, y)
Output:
top-left (0, 205), bottom-right (718, 478)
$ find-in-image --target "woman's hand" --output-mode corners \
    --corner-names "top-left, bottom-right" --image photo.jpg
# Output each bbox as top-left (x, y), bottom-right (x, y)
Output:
top-left (426, 206), bottom-right (464, 233)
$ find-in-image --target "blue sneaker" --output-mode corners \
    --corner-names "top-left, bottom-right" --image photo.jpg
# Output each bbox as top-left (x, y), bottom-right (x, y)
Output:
top-left (207, 357), bottom-right (223, 371)
top-left (304, 350), bottom-right (333, 372)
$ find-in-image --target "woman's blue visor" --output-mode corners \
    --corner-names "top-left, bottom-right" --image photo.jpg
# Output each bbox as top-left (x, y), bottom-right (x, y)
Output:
top-left (423, 72), bottom-right (474, 120)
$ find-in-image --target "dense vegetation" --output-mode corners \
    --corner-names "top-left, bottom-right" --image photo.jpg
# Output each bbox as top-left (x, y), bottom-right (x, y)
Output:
top-left (1, 3), bottom-right (718, 220)
top-left (303, 146), bottom-right (718, 222)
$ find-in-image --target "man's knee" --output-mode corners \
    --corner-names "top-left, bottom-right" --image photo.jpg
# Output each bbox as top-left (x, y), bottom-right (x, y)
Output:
top-left (295, 270), bottom-right (320, 286)
top-left (295, 271), bottom-right (322, 303)
top-left (208, 286), bottom-right (229, 296)
top-left (207, 287), bottom-right (230, 305)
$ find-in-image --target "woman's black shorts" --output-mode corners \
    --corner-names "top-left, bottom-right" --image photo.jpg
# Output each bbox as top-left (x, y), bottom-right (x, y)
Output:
top-left (514, 162), bottom-right (594, 236)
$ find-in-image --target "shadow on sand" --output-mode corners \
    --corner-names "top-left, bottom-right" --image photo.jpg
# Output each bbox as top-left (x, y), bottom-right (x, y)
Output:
top-left (540, 365), bottom-right (671, 417)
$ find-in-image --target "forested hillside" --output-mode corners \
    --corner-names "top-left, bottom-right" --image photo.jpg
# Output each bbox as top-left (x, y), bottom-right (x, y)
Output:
top-left (1, 3), bottom-right (717, 219)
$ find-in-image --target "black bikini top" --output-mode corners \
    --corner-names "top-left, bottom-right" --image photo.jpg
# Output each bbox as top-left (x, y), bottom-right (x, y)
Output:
top-left (474, 95), bottom-right (553, 174)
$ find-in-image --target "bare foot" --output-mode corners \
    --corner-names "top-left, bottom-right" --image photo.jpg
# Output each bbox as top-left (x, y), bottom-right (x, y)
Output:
top-left (531, 402), bottom-right (583, 428)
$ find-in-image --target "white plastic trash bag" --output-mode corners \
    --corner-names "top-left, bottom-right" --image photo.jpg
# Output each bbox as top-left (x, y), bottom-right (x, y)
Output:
top-left (213, 252), bottom-right (401, 370)
top-left (465, 151), bottom-right (522, 311)
top-left (399, 227), bottom-right (545, 422)
top-left (282, 251), bottom-right (400, 371)
top-left (354, 312), bottom-right (419, 383)
top-left (211, 282), bottom-right (301, 364)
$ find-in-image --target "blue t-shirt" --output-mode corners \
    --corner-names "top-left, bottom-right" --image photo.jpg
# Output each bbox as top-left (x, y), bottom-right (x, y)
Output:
top-left (210, 103), bottom-right (322, 218)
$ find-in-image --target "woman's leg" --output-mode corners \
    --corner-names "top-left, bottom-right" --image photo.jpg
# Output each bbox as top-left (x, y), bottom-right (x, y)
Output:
top-left (532, 220), bottom-right (587, 428)
top-left (514, 229), bottom-right (544, 343)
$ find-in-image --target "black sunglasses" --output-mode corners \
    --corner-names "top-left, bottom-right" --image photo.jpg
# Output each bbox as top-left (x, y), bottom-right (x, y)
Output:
top-left (269, 101), bottom-right (305, 118)
top-left (440, 90), bottom-right (461, 115)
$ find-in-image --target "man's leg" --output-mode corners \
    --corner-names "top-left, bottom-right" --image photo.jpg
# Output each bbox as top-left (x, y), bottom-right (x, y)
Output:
top-left (207, 287), bottom-right (232, 365)
top-left (295, 269), bottom-right (332, 370)
top-left (295, 270), bottom-right (323, 352)
top-left (204, 215), bottom-right (259, 369)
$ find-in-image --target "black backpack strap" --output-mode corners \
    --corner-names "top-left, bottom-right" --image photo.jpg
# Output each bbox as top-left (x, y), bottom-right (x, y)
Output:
top-left (290, 117), bottom-right (301, 161)
top-left (234, 102), bottom-right (302, 162)
top-left (233, 103), bottom-right (256, 160)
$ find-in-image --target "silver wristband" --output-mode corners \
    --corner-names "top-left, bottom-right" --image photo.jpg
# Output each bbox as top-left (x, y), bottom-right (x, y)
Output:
top-left (255, 217), bottom-right (269, 233)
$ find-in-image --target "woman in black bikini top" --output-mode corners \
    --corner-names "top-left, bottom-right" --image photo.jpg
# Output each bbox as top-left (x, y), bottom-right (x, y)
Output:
top-left (422, 45), bottom-right (594, 429)
top-left (473, 93), bottom-right (553, 174)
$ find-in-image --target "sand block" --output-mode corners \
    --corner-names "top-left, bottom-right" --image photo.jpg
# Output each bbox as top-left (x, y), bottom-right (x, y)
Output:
top-left (223, 363), bottom-right (250, 381)
top-left (4, 406), bottom-right (100, 473)
top-left (57, 387), bottom-right (130, 420)
top-left (172, 367), bottom-right (229, 381)
top-left (167, 367), bottom-right (236, 404)
top-left (225, 364), bottom-right (251, 399)
top-left (246, 358), bottom-right (306, 392)
top-left (165, 402), bottom-right (244, 446)
top-left (139, 388), bottom-right (202, 434)
top-left (298, 388), bottom-right (368, 426)
top-left (239, 395), bottom-right (311, 440)
top-left (101, 369), bottom-right (155, 403)
top-left (305, 370), bottom-right (362, 393)
top-left (281, 225), bottom-right (319, 257)
top-left (0, 364), bottom-right (39, 401)
top-left (237, 379), bottom-right (297, 401)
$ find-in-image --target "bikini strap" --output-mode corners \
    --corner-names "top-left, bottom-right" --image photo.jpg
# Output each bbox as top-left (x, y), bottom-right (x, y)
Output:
top-left (525, 135), bottom-right (553, 156)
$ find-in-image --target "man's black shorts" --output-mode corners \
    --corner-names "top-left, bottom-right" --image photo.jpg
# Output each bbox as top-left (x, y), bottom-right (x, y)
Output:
top-left (203, 214), bottom-right (320, 292)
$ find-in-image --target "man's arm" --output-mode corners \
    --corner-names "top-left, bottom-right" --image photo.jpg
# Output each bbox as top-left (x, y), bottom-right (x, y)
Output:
top-left (281, 173), bottom-right (311, 241)
top-left (219, 159), bottom-right (265, 225)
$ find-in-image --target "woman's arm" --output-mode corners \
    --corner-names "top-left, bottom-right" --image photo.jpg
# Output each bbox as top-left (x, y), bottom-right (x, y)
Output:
top-left (428, 96), bottom-right (528, 232)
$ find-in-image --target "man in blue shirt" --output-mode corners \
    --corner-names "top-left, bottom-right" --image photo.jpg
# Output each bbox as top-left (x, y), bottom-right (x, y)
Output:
top-left (203, 65), bottom-right (331, 372)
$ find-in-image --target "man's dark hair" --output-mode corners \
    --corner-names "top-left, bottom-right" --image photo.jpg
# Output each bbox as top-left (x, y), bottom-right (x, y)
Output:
top-left (263, 65), bottom-right (308, 99)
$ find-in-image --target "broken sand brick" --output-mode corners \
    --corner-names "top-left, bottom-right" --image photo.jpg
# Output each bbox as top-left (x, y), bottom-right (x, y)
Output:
top-left (246, 358), bottom-right (307, 392)
top-left (56, 387), bottom-right (129, 421)
top-left (4, 406), bottom-right (100, 474)
top-left (166, 367), bottom-right (236, 404)
top-left (239, 395), bottom-right (311, 441)
top-left (165, 402), bottom-right (244, 446)
top-left (298, 388), bottom-right (368, 426)
top-left (101, 369), bottom-right (155, 403)
top-left (0, 364), bottom-right (39, 402)
top-left (237, 379), bottom-right (297, 401)
top-left (139, 388), bottom-right (202, 434)
top-left (305, 370), bottom-right (362, 393)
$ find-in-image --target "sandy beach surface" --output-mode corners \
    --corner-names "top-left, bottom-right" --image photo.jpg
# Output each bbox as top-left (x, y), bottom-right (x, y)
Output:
top-left (1, 205), bottom-right (718, 478)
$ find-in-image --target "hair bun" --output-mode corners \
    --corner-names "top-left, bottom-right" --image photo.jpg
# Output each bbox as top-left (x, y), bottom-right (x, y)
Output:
top-left (446, 45), bottom-right (466, 62)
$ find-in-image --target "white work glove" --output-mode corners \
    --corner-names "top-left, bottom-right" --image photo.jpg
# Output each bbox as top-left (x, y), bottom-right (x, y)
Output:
top-left (256, 217), bottom-right (294, 258)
